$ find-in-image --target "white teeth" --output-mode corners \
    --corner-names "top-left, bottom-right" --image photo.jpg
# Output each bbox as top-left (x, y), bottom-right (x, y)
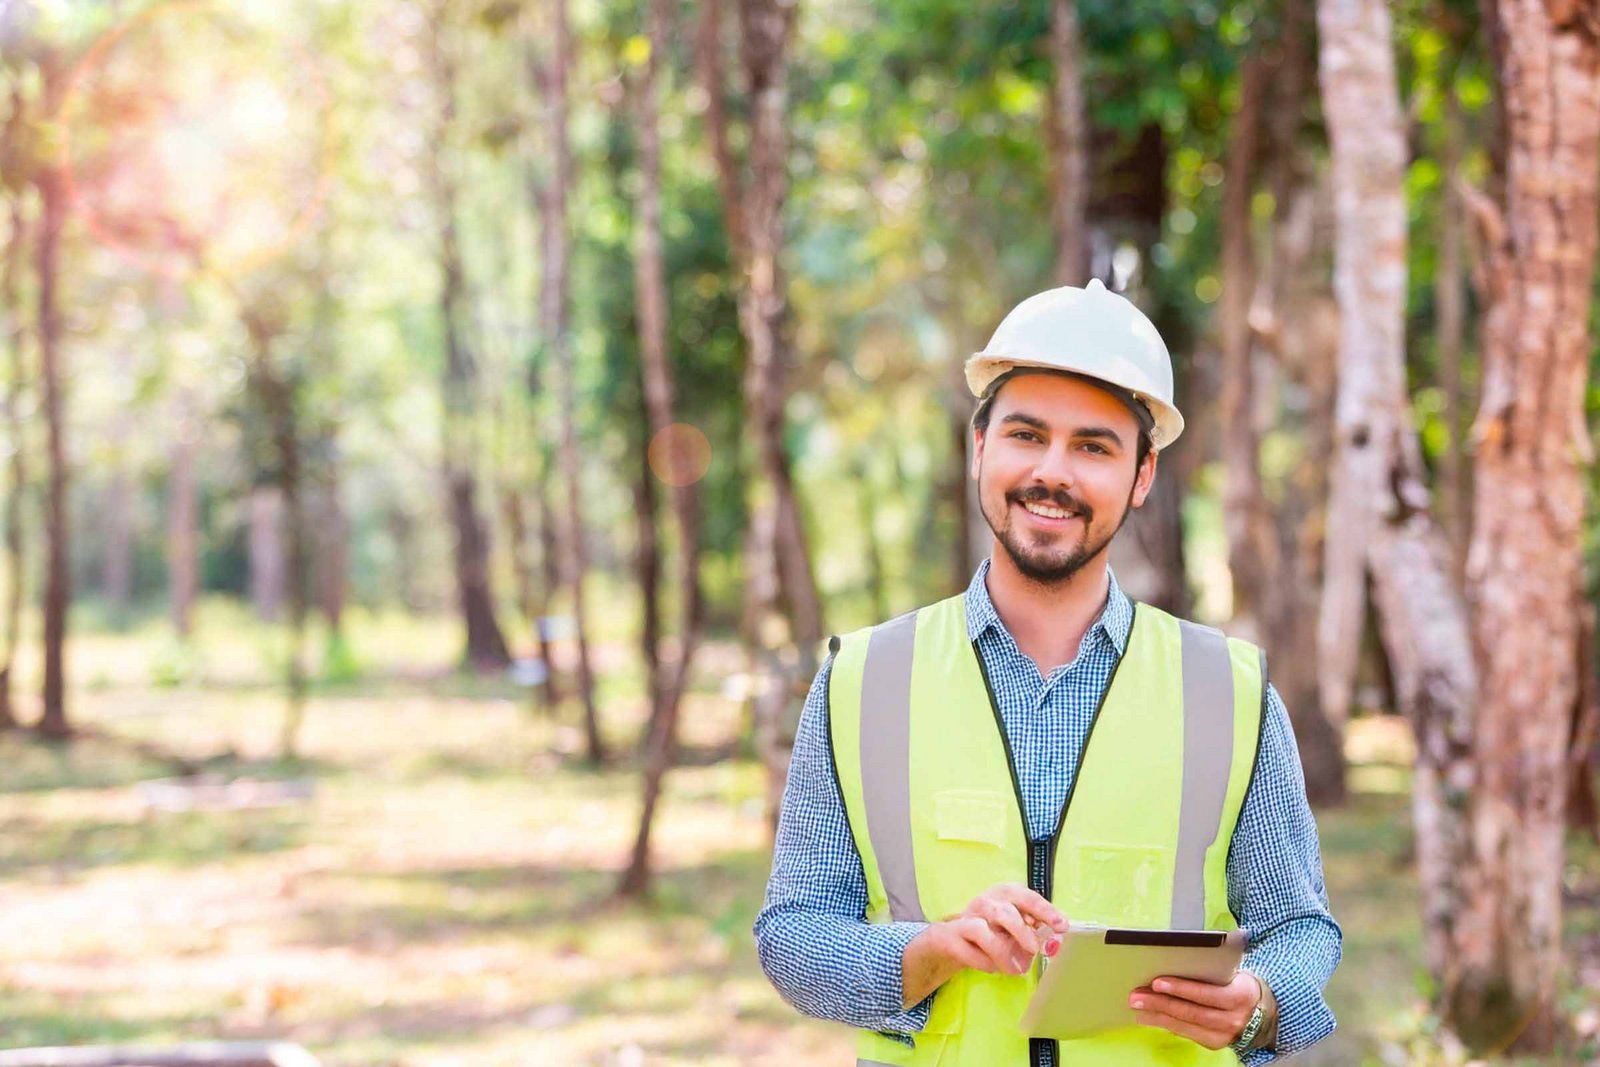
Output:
top-left (1022, 501), bottom-right (1076, 520)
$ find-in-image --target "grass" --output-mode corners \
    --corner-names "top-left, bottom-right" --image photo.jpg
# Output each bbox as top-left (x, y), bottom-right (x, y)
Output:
top-left (0, 610), bottom-right (1596, 1065)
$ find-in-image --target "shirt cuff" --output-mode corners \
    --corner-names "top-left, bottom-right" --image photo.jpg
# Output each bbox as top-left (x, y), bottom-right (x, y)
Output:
top-left (1238, 949), bottom-right (1337, 1063)
top-left (859, 920), bottom-right (935, 1034)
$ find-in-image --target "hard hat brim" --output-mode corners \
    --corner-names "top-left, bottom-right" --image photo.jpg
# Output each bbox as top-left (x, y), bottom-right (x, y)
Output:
top-left (965, 354), bottom-right (1185, 450)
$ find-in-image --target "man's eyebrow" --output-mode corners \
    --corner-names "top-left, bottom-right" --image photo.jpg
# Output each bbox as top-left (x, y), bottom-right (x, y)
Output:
top-left (998, 412), bottom-right (1049, 431)
top-left (1073, 426), bottom-right (1126, 448)
top-left (997, 414), bottom-right (1126, 448)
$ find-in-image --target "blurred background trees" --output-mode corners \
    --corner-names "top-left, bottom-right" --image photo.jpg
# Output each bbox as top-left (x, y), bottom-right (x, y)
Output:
top-left (0, 0), bottom-right (1597, 1057)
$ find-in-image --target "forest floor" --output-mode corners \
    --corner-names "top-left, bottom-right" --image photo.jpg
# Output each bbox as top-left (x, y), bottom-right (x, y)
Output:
top-left (1, 602), bottom-right (1597, 1065)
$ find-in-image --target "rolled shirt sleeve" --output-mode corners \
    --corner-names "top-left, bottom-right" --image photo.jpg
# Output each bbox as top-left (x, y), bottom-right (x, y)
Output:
top-left (1231, 683), bottom-right (1343, 1062)
top-left (753, 658), bottom-right (935, 1036)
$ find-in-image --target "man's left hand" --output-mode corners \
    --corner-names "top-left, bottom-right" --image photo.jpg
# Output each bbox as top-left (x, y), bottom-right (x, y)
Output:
top-left (1128, 970), bottom-right (1267, 1051)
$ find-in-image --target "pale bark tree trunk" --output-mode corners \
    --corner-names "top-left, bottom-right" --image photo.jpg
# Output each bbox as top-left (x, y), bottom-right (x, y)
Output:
top-left (741, 0), bottom-right (823, 829)
top-left (1046, 0), bottom-right (1089, 287)
top-left (702, 0), bottom-right (821, 824)
top-left (248, 485), bottom-right (285, 623)
top-left (425, 6), bottom-right (512, 671)
top-left (0, 74), bottom-right (26, 732)
top-left (621, 0), bottom-right (709, 895)
top-left (1447, 1), bottom-right (1600, 1050)
top-left (539, 0), bottom-right (603, 763)
top-left (35, 48), bottom-right (68, 739)
top-left (1318, 0), bottom-right (1478, 1018)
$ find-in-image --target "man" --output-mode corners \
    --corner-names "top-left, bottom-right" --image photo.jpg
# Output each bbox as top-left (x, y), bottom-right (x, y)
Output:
top-left (754, 279), bottom-right (1340, 1065)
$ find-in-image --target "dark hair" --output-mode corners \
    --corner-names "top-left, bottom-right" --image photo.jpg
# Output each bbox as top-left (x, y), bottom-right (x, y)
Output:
top-left (971, 368), bottom-right (1155, 469)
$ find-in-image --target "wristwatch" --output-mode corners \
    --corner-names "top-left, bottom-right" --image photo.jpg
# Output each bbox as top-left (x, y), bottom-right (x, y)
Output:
top-left (1229, 999), bottom-right (1266, 1055)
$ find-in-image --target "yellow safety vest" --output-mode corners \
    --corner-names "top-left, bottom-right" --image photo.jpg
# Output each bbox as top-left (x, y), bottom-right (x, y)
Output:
top-left (828, 593), bottom-right (1264, 1066)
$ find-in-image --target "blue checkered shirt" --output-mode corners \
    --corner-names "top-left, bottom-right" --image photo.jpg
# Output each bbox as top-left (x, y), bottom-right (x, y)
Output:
top-left (754, 560), bottom-right (1341, 1062)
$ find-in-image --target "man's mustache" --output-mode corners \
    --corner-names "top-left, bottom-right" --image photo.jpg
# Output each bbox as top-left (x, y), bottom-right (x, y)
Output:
top-left (1007, 485), bottom-right (1093, 521)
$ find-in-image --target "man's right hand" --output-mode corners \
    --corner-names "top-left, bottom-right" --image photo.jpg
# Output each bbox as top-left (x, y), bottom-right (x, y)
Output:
top-left (901, 884), bottom-right (1068, 1008)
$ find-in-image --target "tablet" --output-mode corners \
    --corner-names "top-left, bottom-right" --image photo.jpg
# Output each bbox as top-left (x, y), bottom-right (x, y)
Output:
top-left (1018, 925), bottom-right (1247, 1039)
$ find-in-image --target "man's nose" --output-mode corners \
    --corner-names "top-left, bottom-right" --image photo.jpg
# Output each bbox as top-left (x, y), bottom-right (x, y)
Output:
top-left (1030, 441), bottom-right (1077, 489)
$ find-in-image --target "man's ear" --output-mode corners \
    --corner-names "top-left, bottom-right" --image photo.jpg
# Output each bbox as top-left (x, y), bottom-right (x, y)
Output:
top-left (1130, 448), bottom-right (1159, 509)
top-left (970, 427), bottom-right (985, 480)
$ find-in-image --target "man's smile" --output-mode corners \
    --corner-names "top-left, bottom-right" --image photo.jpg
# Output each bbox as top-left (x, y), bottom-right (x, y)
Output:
top-left (1015, 498), bottom-right (1085, 529)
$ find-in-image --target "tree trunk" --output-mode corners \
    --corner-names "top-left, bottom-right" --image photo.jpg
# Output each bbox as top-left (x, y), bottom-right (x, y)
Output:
top-left (536, 474), bottom-right (563, 707)
top-left (633, 421), bottom-right (662, 749)
top-left (702, 0), bottom-right (823, 648)
top-left (0, 74), bottom-right (26, 732)
top-left (388, 506), bottom-right (420, 611)
top-left (316, 449), bottom-right (347, 638)
top-left (1249, 0), bottom-right (1344, 805)
top-left (426, 5), bottom-right (512, 672)
top-left (701, 0), bottom-right (819, 823)
top-left (1317, 0), bottom-right (1479, 1027)
top-left (856, 455), bottom-right (890, 623)
top-left (102, 467), bottom-right (133, 618)
top-left (1447, 1), bottom-right (1600, 1049)
top-left (1568, 598), bottom-right (1600, 841)
top-left (744, 0), bottom-right (821, 828)
top-left (167, 407), bottom-right (198, 638)
top-left (1435, 88), bottom-right (1470, 575)
top-left (540, 0), bottom-right (603, 763)
top-left (1218, 52), bottom-right (1279, 630)
top-left (242, 315), bottom-right (311, 760)
top-left (249, 485), bottom-right (285, 623)
top-left (1045, 0), bottom-right (1089, 287)
top-left (102, 347), bottom-right (135, 621)
top-left (947, 386), bottom-right (975, 595)
top-left (35, 49), bottom-right (69, 739)
top-left (621, 0), bottom-right (709, 896)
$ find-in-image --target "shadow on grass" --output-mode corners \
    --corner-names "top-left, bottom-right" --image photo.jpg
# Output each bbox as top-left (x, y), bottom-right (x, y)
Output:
top-left (287, 850), bottom-right (772, 953)
top-left (0, 988), bottom-right (217, 1048)
top-left (0, 807), bottom-right (311, 875)
top-left (0, 730), bottom-right (347, 795)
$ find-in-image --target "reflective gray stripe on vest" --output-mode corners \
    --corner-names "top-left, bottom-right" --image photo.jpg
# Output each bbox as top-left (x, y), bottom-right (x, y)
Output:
top-left (1171, 619), bottom-right (1236, 929)
top-left (859, 609), bottom-right (925, 923)
top-left (858, 1060), bottom-right (901, 1066)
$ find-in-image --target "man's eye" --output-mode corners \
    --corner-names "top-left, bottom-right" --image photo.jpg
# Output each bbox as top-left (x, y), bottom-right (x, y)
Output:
top-left (1082, 443), bottom-right (1108, 455)
top-left (1011, 431), bottom-right (1041, 443)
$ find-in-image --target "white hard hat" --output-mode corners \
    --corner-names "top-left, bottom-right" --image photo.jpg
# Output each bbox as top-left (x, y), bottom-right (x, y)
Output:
top-left (965, 278), bottom-right (1185, 449)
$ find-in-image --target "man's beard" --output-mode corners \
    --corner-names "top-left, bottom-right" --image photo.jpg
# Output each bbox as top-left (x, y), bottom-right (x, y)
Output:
top-left (984, 481), bottom-right (1135, 585)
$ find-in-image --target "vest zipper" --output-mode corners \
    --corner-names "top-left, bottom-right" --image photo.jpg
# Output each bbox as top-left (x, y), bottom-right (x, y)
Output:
top-left (970, 606), bottom-right (1141, 1067)
top-left (1042, 608), bottom-right (1137, 900)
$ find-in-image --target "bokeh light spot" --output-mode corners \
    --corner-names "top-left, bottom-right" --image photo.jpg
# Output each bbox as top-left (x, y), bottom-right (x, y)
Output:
top-left (648, 423), bottom-right (712, 487)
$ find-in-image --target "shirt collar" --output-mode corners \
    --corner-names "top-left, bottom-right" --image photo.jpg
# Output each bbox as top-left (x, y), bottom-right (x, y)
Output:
top-left (963, 556), bottom-right (1134, 656)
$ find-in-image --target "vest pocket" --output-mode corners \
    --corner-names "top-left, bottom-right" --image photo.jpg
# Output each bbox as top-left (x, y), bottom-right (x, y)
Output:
top-left (1056, 835), bottom-right (1174, 926)
top-left (932, 789), bottom-right (1009, 849)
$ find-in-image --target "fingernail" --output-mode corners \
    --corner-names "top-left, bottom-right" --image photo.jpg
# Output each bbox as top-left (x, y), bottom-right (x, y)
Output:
top-left (1131, 998), bottom-right (1145, 1010)
top-left (1153, 980), bottom-right (1170, 993)
top-left (1043, 937), bottom-right (1061, 958)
